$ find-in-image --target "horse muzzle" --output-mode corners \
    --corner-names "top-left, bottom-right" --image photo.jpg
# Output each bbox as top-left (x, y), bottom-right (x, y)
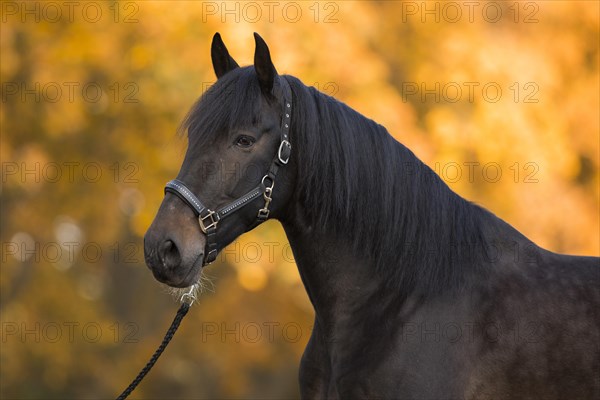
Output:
top-left (143, 198), bottom-right (206, 288)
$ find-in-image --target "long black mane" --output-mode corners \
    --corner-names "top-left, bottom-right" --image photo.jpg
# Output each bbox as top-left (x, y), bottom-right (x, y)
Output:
top-left (183, 67), bottom-right (505, 294)
top-left (286, 75), bottom-right (505, 293)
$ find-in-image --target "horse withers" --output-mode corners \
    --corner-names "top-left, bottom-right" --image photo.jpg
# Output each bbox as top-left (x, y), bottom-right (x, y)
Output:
top-left (144, 33), bottom-right (600, 399)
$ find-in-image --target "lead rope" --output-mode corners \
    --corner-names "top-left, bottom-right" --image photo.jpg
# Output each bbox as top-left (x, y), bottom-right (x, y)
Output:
top-left (116, 286), bottom-right (197, 400)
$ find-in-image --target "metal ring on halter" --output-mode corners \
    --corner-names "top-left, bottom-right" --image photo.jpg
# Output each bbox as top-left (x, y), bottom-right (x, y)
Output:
top-left (261, 174), bottom-right (275, 190)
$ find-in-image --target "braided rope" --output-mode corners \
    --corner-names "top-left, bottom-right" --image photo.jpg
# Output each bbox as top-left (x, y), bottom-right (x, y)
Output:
top-left (116, 302), bottom-right (190, 400)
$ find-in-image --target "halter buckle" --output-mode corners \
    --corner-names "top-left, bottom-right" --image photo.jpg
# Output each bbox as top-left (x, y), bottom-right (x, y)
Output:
top-left (199, 210), bottom-right (220, 233)
top-left (278, 140), bottom-right (291, 164)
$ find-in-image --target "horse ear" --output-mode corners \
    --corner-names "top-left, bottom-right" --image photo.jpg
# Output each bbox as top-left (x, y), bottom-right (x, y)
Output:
top-left (253, 32), bottom-right (277, 94)
top-left (211, 33), bottom-right (239, 79)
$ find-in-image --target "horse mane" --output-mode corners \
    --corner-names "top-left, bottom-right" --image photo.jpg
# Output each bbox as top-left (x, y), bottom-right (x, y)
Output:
top-left (285, 75), bottom-right (499, 294)
top-left (182, 67), bottom-right (502, 294)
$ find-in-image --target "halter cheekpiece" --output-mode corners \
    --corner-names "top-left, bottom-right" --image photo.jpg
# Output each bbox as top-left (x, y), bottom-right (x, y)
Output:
top-left (164, 76), bottom-right (293, 265)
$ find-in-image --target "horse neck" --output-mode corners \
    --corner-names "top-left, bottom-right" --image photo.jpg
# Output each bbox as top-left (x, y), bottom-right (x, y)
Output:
top-left (278, 84), bottom-right (537, 330)
top-left (280, 142), bottom-right (536, 334)
top-left (281, 219), bottom-right (379, 333)
top-left (281, 190), bottom-right (536, 338)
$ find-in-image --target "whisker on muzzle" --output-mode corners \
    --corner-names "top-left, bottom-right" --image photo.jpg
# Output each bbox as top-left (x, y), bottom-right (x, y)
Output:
top-left (163, 268), bottom-right (216, 302)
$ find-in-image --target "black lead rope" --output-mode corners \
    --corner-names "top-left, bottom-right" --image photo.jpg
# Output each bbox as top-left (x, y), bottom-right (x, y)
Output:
top-left (116, 294), bottom-right (194, 400)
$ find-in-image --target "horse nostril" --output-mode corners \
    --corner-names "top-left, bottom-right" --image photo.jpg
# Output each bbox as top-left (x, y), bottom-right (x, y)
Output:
top-left (159, 239), bottom-right (182, 270)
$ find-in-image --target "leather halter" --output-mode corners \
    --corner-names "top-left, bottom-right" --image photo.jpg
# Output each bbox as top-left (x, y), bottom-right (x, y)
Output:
top-left (164, 76), bottom-right (292, 265)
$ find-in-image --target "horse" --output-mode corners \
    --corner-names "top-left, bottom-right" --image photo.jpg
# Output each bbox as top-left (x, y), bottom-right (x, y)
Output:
top-left (144, 33), bottom-right (600, 399)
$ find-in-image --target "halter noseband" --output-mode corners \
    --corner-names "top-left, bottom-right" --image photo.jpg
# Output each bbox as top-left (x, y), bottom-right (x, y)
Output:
top-left (164, 76), bottom-right (293, 265)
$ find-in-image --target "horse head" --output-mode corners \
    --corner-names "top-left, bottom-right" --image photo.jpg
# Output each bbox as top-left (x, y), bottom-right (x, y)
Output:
top-left (144, 33), bottom-right (295, 288)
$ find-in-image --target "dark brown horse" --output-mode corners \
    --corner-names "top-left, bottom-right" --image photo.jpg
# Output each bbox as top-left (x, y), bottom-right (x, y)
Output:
top-left (144, 33), bottom-right (600, 399)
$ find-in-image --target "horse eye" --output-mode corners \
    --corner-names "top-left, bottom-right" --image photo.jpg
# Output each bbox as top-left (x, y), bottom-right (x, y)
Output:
top-left (235, 135), bottom-right (256, 148)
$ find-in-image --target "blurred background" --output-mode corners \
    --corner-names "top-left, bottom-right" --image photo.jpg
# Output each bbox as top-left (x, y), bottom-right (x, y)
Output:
top-left (1, 1), bottom-right (598, 399)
